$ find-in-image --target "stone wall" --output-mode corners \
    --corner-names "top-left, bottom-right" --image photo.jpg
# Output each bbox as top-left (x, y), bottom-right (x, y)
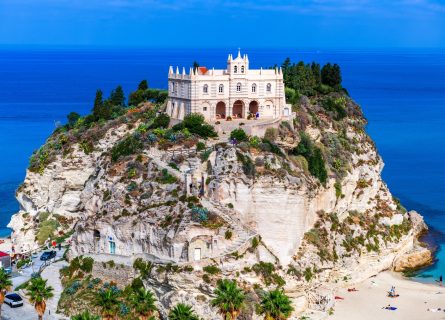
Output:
top-left (92, 260), bottom-right (137, 288)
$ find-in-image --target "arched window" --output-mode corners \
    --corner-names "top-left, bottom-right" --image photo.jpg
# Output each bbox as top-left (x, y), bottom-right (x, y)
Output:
top-left (234, 66), bottom-right (238, 73)
top-left (251, 83), bottom-right (257, 93)
top-left (203, 84), bottom-right (208, 93)
top-left (266, 83), bottom-right (272, 92)
top-left (241, 66), bottom-right (245, 73)
top-left (236, 83), bottom-right (241, 92)
top-left (218, 84), bottom-right (224, 93)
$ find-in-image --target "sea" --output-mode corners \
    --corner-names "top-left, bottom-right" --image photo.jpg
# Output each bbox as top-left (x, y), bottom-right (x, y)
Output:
top-left (0, 47), bottom-right (444, 281)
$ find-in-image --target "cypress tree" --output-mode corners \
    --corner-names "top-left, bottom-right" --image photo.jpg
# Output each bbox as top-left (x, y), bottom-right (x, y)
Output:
top-left (92, 89), bottom-right (104, 120)
top-left (109, 85), bottom-right (125, 107)
top-left (138, 80), bottom-right (148, 91)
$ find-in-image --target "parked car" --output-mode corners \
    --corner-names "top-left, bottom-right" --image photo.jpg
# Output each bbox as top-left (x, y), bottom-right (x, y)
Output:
top-left (4, 293), bottom-right (23, 308)
top-left (40, 251), bottom-right (56, 261)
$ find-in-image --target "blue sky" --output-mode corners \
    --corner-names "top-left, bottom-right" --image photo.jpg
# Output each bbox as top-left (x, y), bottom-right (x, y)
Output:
top-left (1, 0), bottom-right (445, 48)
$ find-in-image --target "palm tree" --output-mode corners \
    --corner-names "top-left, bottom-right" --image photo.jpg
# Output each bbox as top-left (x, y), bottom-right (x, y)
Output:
top-left (26, 277), bottom-right (54, 320)
top-left (0, 268), bottom-right (13, 319)
top-left (71, 310), bottom-right (100, 320)
top-left (169, 303), bottom-right (200, 320)
top-left (94, 288), bottom-right (120, 320)
top-left (211, 279), bottom-right (245, 320)
top-left (257, 289), bottom-right (294, 320)
top-left (127, 287), bottom-right (157, 320)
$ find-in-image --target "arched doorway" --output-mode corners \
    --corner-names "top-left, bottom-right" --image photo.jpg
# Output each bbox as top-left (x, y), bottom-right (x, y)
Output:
top-left (249, 101), bottom-right (259, 116)
top-left (232, 100), bottom-right (244, 118)
top-left (216, 101), bottom-right (226, 119)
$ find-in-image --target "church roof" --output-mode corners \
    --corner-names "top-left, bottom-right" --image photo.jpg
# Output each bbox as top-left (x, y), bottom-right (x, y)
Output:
top-left (197, 66), bottom-right (208, 75)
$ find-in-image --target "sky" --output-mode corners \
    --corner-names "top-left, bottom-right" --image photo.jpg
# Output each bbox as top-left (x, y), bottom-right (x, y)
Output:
top-left (0, 0), bottom-right (445, 48)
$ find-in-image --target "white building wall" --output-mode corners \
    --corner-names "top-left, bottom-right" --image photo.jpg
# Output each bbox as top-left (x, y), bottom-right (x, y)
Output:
top-left (167, 52), bottom-right (289, 122)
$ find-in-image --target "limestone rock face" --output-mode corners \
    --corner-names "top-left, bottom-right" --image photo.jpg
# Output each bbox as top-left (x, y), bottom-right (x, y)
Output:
top-left (7, 123), bottom-right (133, 252)
top-left (7, 97), bottom-right (432, 318)
top-left (393, 246), bottom-right (433, 272)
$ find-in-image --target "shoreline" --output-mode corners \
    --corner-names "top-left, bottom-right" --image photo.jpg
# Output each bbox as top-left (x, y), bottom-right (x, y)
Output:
top-left (331, 271), bottom-right (445, 320)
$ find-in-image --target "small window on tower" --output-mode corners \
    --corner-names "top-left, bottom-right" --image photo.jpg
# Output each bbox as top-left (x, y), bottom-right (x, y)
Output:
top-left (219, 84), bottom-right (224, 93)
top-left (241, 66), bottom-right (245, 73)
top-left (203, 84), bottom-right (208, 93)
top-left (266, 83), bottom-right (272, 92)
top-left (252, 83), bottom-right (256, 93)
top-left (203, 106), bottom-right (207, 111)
top-left (236, 83), bottom-right (241, 92)
top-left (234, 66), bottom-right (238, 73)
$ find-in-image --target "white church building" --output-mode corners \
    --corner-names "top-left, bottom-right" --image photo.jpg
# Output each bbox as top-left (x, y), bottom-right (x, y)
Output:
top-left (166, 50), bottom-right (291, 122)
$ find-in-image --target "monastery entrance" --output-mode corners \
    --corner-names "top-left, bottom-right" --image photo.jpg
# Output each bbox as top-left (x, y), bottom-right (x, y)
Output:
top-left (232, 100), bottom-right (244, 118)
top-left (249, 101), bottom-right (259, 115)
top-left (216, 101), bottom-right (226, 119)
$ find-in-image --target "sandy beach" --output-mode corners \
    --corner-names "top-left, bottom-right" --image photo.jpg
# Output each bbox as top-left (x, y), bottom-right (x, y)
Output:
top-left (331, 271), bottom-right (445, 320)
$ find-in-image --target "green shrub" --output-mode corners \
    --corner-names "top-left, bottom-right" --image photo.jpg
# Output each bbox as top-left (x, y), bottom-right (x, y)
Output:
top-left (156, 169), bottom-right (177, 184)
top-left (196, 141), bottom-right (206, 151)
top-left (264, 127), bottom-right (278, 142)
top-left (321, 96), bottom-right (347, 120)
top-left (230, 128), bottom-right (248, 142)
top-left (36, 219), bottom-right (58, 244)
top-left (150, 113), bottom-right (170, 129)
top-left (251, 237), bottom-right (259, 249)
top-left (80, 257), bottom-right (94, 273)
top-left (334, 182), bottom-right (342, 198)
top-left (203, 265), bottom-right (221, 275)
top-left (133, 258), bottom-right (153, 279)
top-left (225, 229), bottom-right (233, 240)
top-left (303, 267), bottom-right (313, 281)
top-left (111, 135), bottom-right (143, 162)
top-left (175, 113), bottom-right (217, 139)
top-left (290, 133), bottom-right (327, 184)
top-left (200, 149), bottom-right (212, 162)
top-left (236, 152), bottom-right (255, 177)
top-left (17, 258), bottom-right (31, 269)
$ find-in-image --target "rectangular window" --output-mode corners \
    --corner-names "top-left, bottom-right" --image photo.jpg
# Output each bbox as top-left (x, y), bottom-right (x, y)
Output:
top-left (109, 241), bottom-right (116, 254)
top-left (194, 248), bottom-right (201, 261)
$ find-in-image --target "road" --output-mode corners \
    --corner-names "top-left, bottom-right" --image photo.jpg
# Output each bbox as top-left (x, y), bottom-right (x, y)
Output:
top-left (2, 249), bottom-right (68, 320)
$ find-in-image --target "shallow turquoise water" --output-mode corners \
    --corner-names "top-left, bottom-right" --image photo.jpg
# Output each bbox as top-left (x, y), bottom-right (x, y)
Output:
top-left (0, 48), bottom-right (444, 281)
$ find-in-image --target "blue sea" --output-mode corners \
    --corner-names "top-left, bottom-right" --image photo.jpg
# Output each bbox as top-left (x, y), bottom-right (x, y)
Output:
top-left (0, 47), bottom-right (444, 281)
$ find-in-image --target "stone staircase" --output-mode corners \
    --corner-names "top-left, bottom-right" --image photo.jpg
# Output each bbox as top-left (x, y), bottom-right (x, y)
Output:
top-left (200, 198), bottom-right (257, 257)
top-left (176, 214), bottom-right (191, 233)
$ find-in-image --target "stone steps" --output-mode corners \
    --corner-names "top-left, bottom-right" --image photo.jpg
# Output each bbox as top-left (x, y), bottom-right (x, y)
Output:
top-left (200, 198), bottom-right (257, 257)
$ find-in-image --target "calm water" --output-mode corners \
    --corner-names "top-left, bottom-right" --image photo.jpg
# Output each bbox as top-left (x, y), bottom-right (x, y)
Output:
top-left (0, 48), bottom-right (444, 280)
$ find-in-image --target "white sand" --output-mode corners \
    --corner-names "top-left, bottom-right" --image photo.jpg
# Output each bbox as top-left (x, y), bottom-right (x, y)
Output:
top-left (0, 237), bottom-right (12, 253)
top-left (331, 271), bottom-right (445, 320)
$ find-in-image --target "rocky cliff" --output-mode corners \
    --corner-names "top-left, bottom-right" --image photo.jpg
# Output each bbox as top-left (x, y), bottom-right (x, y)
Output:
top-left (8, 93), bottom-right (430, 318)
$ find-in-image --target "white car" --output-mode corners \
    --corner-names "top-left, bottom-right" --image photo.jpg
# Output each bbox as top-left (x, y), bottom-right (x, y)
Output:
top-left (4, 293), bottom-right (23, 308)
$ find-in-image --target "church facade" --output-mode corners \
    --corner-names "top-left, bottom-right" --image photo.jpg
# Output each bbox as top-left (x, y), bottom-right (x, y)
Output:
top-left (166, 51), bottom-right (291, 121)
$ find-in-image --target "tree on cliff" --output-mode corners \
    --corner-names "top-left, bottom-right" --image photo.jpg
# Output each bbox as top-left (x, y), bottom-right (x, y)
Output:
top-left (257, 289), bottom-right (294, 320)
top-left (92, 89), bottom-right (107, 120)
top-left (127, 287), bottom-right (157, 320)
top-left (109, 85), bottom-right (125, 107)
top-left (26, 277), bottom-right (54, 320)
top-left (321, 63), bottom-right (342, 88)
top-left (138, 80), bottom-right (148, 91)
top-left (169, 303), bottom-right (200, 320)
top-left (94, 288), bottom-right (120, 320)
top-left (211, 279), bottom-right (245, 320)
top-left (67, 111), bottom-right (81, 128)
top-left (0, 268), bottom-right (12, 319)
